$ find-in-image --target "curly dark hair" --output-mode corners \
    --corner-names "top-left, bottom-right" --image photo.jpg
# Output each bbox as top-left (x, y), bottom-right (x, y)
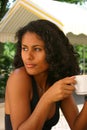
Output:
top-left (14, 19), bottom-right (80, 85)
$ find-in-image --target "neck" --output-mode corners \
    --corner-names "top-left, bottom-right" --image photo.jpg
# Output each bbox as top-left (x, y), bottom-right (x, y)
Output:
top-left (33, 72), bottom-right (48, 90)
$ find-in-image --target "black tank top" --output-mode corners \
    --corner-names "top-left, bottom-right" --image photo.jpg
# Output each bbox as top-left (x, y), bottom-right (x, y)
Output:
top-left (5, 77), bottom-right (61, 130)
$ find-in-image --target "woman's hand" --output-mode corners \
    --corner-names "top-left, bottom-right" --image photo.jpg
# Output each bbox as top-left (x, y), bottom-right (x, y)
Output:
top-left (45, 76), bottom-right (76, 103)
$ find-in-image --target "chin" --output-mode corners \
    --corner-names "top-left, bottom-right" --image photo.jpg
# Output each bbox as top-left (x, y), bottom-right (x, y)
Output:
top-left (25, 69), bottom-right (37, 76)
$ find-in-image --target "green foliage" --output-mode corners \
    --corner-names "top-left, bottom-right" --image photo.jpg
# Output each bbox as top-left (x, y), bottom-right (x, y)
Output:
top-left (55, 0), bottom-right (86, 4)
top-left (0, 0), bottom-right (16, 20)
top-left (0, 42), bottom-right (16, 98)
top-left (74, 45), bottom-right (87, 74)
top-left (0, 0), bottom-right (9, 20)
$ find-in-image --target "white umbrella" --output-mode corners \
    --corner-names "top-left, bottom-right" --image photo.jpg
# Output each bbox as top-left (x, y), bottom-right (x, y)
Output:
top-left (0, 0), bottom-right (87, 44)
top-left (31, 0), bottom-right (87, 45)
top-left (31, 0), bottom-right (87, 35)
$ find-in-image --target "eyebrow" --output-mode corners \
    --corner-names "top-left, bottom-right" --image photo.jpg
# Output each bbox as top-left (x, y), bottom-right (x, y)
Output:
top-left (22, 44), bottom-right (44, 48)
top-left (22, 44), bottom-right (27, 46)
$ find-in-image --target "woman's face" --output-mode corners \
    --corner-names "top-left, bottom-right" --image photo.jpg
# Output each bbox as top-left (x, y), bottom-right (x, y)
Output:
top-left (21, 32), bottom-right (49, 76)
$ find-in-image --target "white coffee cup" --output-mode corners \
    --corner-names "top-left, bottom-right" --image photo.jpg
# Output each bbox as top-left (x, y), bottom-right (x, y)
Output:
top-left (75, 75), bottom-right (87, 95)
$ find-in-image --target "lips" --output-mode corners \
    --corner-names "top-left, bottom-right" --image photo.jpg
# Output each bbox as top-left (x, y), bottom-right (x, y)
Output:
top-left (25, 63), bottom-right (36, 68)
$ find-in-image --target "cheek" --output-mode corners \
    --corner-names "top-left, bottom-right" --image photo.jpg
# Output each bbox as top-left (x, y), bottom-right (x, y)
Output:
top-left (41, 63), bottom-right (49, 72)
top-left (21, 51), bottom-right (25, 62)
top-left (38, 54), bottom-right (46, 63)
top-left (39, 57), bottom-right (49, 69)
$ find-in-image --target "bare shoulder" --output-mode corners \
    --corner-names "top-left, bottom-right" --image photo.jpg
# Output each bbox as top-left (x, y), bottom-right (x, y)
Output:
top-left (7, 66), bottom-right (31, 84)
top-left (9, 66), bottom-right (30, 79)
top-left (6, 66), bottom-right (32, 99)
top-left (5, 67), bottom-right (32, 114)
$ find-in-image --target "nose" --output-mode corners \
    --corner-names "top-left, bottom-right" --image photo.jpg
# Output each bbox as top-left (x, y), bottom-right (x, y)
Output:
top-left (26, 50), bottom-right (34, 60)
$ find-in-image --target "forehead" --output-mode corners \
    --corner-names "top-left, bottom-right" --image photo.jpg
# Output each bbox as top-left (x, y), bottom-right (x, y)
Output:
top-left (22, 32), bottom-right (44, 45)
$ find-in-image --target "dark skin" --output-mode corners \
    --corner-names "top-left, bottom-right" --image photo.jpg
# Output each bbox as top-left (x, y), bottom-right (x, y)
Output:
top-left (5, 32), bottom-right (87, 130)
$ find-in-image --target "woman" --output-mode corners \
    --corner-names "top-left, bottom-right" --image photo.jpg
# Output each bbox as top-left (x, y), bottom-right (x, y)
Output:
top-left (5, 19), bottom-right (87, 130)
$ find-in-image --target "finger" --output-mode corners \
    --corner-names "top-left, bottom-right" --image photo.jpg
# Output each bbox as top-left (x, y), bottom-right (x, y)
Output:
top-left (61, 89), bottom-right (73, 99)
top-left (64, 84), bottom-right (75, 91)
top-left (62, 76), bottom-right (76, 85)
top-left (64, 88), bottom-right (74, 96)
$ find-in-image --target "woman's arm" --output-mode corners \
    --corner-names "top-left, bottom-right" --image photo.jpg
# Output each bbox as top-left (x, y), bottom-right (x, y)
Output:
top-left (18, 78), bottom-right (75, 130)
top-left (60, 95), bottom-right (79, 129)
top-left (5, 67), bottom-right (32, 129)
top-left (6, 72), bottom-right (76, 130)
top-left (18, 76), bottom-right (76, 130)
top-left (73, 101), bottom-right (87, 130)
top-left (61, 94), bottom-right (87, 130)
top-left (6, 67), bottom-right (54, 130)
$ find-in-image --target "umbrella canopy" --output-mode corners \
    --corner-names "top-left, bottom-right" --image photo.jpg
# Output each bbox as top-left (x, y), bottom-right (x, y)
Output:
top-left (0, 0), bottom-right (87, 44)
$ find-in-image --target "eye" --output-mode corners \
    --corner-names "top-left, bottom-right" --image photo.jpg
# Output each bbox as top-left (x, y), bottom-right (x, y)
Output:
top-left (22, 47), bottom-right (28, 51)
top-left (34, 48), bottom-right (42, 51)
